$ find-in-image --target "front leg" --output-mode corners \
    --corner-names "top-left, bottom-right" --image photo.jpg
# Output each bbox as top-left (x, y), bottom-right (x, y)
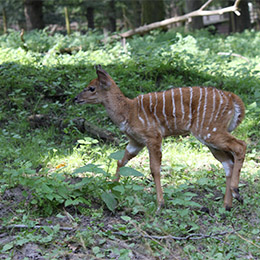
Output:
top-left (114, 140), bottom-right (144, 181)
top-left (147, 137), bottom-right (164, 210)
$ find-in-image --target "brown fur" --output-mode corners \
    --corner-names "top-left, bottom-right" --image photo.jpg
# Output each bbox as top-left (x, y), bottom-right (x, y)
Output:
top-left (75, 66), bottom-right (246, 211)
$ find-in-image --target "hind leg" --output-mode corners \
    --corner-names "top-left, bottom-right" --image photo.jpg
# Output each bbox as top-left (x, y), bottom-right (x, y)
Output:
top-left (229, 139), bottom-right (246, 203)
top-left (208, 147), bottom-right (234, 210)
top-left (206, 133), bottom-right (246, 209)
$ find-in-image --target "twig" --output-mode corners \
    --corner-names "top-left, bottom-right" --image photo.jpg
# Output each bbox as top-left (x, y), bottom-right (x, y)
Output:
top-left (199, 0), bottom-right (214, 11)
top-left (235, 232), bottom-right (260, 249)
top-left (140, 229), bottom-right (238, 241)
top-left (1, 224), bottom-right (74, 231)
top-left (109, 229), bottom-right (239, 241)
top-left (217, 52), bottom-right (250, 62)
top-left (2, 224), bottom-right (242, 243)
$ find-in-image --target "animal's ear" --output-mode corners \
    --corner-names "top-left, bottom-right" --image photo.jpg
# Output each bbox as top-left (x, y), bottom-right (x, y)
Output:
top-left (95, 65), bottom-right (112, 90)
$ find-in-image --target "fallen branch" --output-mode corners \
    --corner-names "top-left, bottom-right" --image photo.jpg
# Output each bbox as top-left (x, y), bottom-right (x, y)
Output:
top-left (217, 52), bottom-right (250, 62)
top-left (28, 114), bottom-right (120, 145)
top-left (112, 229), bottom-right (239, 241)
top-left (2, 224), bottom-right (240, 242)
top-left (119, 0), bottom-right (241, 38)
top-left (1, 224), bottom-right (74, 231)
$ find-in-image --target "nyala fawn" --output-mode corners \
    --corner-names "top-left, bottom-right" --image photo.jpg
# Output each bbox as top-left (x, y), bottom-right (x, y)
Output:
top-left (75, 65), bottom-right (246, 211)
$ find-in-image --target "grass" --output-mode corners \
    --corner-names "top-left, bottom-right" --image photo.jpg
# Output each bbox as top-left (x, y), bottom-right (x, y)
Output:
top-left (0, 28), bottom-right (259, 259)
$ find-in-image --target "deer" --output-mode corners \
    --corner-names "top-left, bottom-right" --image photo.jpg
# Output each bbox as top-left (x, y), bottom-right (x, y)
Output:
top-left (75, 65), bottom-right (247, 211)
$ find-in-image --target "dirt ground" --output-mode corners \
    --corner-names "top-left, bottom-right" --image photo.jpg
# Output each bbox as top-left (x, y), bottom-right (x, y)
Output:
top-left (1, 183), bottom-right (259, 260)
top-left (0, 186), bottom-right (163, 260)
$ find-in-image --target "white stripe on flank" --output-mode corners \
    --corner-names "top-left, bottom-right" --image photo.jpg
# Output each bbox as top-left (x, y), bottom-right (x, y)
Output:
top-left (201, 88), bottom-right (208, 131)
top-left (137, 96), bottom-right (145, 125)
top-left (149, 93), bottom-right (153, 113)
top-left (228, 102), bottom-right (240, 132)
top-left (208, 88), bottom-right (216, 126)
top-left (187, 87), bottom-right (193, 129)
top-left (154, 92), bottom-right (160, 124)
top-left (220, 93), bottom-right (228, 118)
top-left (141, 95), bottom-right (150, 126)
top-left (196, 87), bottom-right (203, 131)
top-left (215, 89), bottom-right (223, 121)
top-left (163, 91), bottom-right (171, 130)
top-left (171, 88), bottom-right (177, 129)
top-left (179, 88), bottom-right (185, 123)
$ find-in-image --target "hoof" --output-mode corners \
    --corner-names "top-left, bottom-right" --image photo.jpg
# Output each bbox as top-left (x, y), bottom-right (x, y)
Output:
top-left (235, 195), bottom-right (244, 204)
top-left (200, 207), bottom-right (210, 214)
top-left (156, 201), bottom-right (165, 214)
top-left (225, 205), bottom-right (232, 211)
top-left (232, 188), bottom-right (243, 204)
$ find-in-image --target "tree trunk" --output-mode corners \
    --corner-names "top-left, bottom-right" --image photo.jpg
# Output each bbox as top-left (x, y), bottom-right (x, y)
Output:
top-left (131, 0), bottom-right (142, 28)
top-left (64, 7), bottom-right (71, 35)
top-left (185, 0), bottom-right (203, 30)
top-left (2, 8), bottom-right (7, 33)
top-left (141, 0), bottom-right (165, 25)
top-left (229, 0), bottom-right (251, 32)
top-left (105, 0), bottom-right (116, 32)
top-left (24, 0), bottom-right (44, 30)
top-left (86, 7), bottom-right (95, 29)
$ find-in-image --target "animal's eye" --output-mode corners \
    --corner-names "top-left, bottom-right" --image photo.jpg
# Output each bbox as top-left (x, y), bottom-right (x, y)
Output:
top-left (88, 86), bottom-right (95, 92)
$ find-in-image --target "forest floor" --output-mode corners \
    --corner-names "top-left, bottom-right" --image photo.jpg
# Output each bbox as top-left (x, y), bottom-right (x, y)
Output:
top-left (1, 176), bottom-right (259, 260)
top-left (0, 29), bottom-right (260, 259)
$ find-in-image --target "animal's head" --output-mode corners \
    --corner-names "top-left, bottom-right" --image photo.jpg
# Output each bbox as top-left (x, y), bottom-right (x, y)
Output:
top-left (75, 65), bottom-right (113, 104)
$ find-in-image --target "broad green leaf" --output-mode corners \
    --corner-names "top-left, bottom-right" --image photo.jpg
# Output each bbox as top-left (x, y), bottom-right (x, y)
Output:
top-left (185, 201), bottom-right (202, 208)
top-left (133, 184), bottom-right (144, 191)
top-left (57, 186), bottom-right (69, 199)
top-left (2, 243), bottom-right (14, 252)
top-left (101, 192), bottom-right (117, 212)
top-left (121, 215), bottom-right (131, 222)
top-left (41, 183), bottom-right (52, 193)
top-left (112, 185), bottom-right (125, 194)
top-left (43, 226), bottom-right (53, 235)
top-left (197, 177), bottom-right (209, 185)
top-left (92, 246), bottom-right (100, 254)
top-left (109, 150), bottom-right (125, 160)
top-left (183, 192), bottom-right (197, 198)
top-left (65, 199), bottom-right (79, 207)
top-left (119, 167), bottom-right (144, 177)
top-left (73, 164), bottom-right (106, 175)
top-left (74, 177), bottom-right (92, 188)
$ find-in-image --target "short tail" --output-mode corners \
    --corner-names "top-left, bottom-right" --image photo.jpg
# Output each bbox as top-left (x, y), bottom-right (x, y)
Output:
top-left (228, 93), bottom-right (245, 132)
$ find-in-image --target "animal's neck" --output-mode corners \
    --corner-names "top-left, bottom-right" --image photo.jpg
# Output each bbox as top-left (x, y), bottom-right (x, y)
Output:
top-left (102, 88), bottom-right (132, 126)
